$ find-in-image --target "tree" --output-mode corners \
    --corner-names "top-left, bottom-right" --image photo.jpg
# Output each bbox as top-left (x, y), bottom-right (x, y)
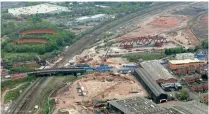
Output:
top-left (4, 44), bottom-right (16, 52)
top-left (201, 40), bottom-right (208, 49)
top-left (32, 14), bottom-right (42, 27)
top-left (176, 89), bottom-right (190, 101)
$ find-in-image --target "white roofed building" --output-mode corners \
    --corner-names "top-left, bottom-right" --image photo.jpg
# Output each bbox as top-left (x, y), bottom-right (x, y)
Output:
top-left (8, 3), bottom-right (70, 16)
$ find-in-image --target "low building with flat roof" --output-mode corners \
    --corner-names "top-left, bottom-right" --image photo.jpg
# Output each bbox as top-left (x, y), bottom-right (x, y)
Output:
top-left (168, 59), bottom-right (205, 75)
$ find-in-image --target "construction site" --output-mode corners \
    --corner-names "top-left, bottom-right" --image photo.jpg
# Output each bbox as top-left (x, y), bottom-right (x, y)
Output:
top-left (53, 72), bottom-right (148, 114)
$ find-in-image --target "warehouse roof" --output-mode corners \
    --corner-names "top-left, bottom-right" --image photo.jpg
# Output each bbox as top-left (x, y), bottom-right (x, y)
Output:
top-left (76, 16), bottom-right (90, 21)
top-left (108, 96), bottom-right (174, 114)
top-left (134, 68), bottom-right (166, 97)
top-left (168, 58), bottom-right (203, 64)
top-left (8, 3), bottom-right (69, 16)
top-left (90, 14), bottom-right (106, 19)
top-left (140, 60), bottom-right (176, 81)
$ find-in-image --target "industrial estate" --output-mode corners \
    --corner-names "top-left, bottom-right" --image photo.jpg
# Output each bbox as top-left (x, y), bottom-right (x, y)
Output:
top-left (1, 2), bottom-right (208, 114)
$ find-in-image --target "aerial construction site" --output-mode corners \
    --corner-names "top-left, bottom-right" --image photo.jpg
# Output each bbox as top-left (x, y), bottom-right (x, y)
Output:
top-left (1, 2), bottom-right (208, 114)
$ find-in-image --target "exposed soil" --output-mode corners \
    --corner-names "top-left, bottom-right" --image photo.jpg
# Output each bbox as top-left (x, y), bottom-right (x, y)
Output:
top-left (150, 16), bottom-right (179, 28)
top-left (13, 39), bottom-right (47, 44)
top-left (53, 73), bottom-right (148, 114)
top-left (202, 15), bottom-right (208, 24)
top-left (185, 29), bottom-right (201, 46)
top-left (20, 29), bottom-right (56, 35)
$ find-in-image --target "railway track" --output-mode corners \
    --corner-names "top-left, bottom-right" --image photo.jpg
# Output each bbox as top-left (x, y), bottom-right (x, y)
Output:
top-left (7, 77), bottom-right (48, 114)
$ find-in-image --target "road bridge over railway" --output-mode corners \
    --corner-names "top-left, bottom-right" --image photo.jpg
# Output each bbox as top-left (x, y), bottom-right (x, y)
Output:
top-left (28, 68), bottom-right (86, 76)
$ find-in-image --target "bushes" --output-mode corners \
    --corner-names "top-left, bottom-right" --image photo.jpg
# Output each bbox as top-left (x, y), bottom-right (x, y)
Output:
top-left (165, 47), bottom-right (186, 55)
top-left (175, 89), bottom-right (190, 101)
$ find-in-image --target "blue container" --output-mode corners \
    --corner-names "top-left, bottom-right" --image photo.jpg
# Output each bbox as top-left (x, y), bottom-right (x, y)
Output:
top-left (123, 65), bottom-right (137, 69)
top-left (83, 67), bottom-right (94, 71)
top-left (195, 55), bottom-right (207, 60)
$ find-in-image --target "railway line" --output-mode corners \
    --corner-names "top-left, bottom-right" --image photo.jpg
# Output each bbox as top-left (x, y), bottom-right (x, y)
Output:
top-left (6, 77), bottom-right (48, 114)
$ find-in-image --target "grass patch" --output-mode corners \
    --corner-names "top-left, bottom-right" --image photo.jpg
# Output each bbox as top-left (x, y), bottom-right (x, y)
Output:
top-left (4, 82), bottom-right (31, 104)
top-left (2, 52), bottom-right (36, 60)
top-left (1, 76), bottom-right (37, 92)
top-left (124, 53), bottom-right (165, 62)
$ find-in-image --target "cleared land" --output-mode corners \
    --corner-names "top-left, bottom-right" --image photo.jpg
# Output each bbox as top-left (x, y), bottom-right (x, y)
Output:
top-left (53, 73), bottom-right (148, 114)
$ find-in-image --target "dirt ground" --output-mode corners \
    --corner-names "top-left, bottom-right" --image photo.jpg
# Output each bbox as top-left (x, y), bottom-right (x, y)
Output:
top-left (184, 29), bottom-right (201, 46)
top-left (150, 16), bottom-right (179, 28)
top-left (202, 15), bottom-right (208, 24)
top-left (53, 73), bottom-right (148, 114)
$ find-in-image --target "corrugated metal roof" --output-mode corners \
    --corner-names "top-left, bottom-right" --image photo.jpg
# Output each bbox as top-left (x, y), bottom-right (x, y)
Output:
top-left (134, 68), bottom-right (166, 97)
top-left (141, 60), bottom-right (176, 81)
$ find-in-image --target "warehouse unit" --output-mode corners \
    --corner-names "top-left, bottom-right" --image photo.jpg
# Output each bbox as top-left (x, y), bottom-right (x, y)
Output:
top-left (133, 68), bottom-right (168, 103)
top-left (140, 60), bottom-right (176, 84)
top-left (107, 96), bottom-right (175, 114)
top-left (90, 14), bottom-right (107, 22)
top-left (8, 3), bottom-right (69, 16)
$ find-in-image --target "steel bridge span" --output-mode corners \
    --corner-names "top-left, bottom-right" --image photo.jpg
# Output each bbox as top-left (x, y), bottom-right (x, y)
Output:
top-left (28, 67), bottom-right (86, 76)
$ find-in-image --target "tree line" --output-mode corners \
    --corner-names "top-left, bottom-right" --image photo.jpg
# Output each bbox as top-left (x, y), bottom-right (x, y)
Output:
top-left (165, 40), bottom-right (208, 55)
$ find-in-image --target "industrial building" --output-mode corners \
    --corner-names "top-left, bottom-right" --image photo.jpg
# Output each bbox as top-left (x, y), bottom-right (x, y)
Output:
top-left (168, 59), bottom-right (205, 75)
top-left (175, 53), bottom-right (194, 60)
top-left (8, 3), bottom-right (69, 16)
top-left (132, 68), bottom-right (168, 103)
top-left (107, 96), bottom-right (175, 114)
top-left (74, 14), bottom-right (107, 24)
top-left (140, 60), bottom-right (176, 84)
top-left (169, 100), bottom-right (208, 114)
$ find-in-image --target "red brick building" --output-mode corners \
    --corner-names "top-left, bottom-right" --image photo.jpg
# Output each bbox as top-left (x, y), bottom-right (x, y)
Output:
top-left (168, 59), bottom-right (205, 75)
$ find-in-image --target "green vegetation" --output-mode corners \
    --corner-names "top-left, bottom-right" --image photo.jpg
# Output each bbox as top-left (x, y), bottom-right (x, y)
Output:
top-left (1, 13), bottom-right (15, 19)
top-left (1, 14), bottom-right (78, 71)
top-left (124, 53), bottom-right (165, 62)
top-left (2, 52), bottom-right (37, 61)
top-left (175, 89), bottom-right (190, 101)
top-left (4, 82), bottom-right (30, 104)
top-left (201, 40), bottom-right (208, 49)
top-left (10, 66), bottom-right (36, 73)
top-left (1, 76), bottom-right (36, 92)
top-left (165, 40), bottom-right (208, 55)
top-left (165, 47), bottom-right (187, 55)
